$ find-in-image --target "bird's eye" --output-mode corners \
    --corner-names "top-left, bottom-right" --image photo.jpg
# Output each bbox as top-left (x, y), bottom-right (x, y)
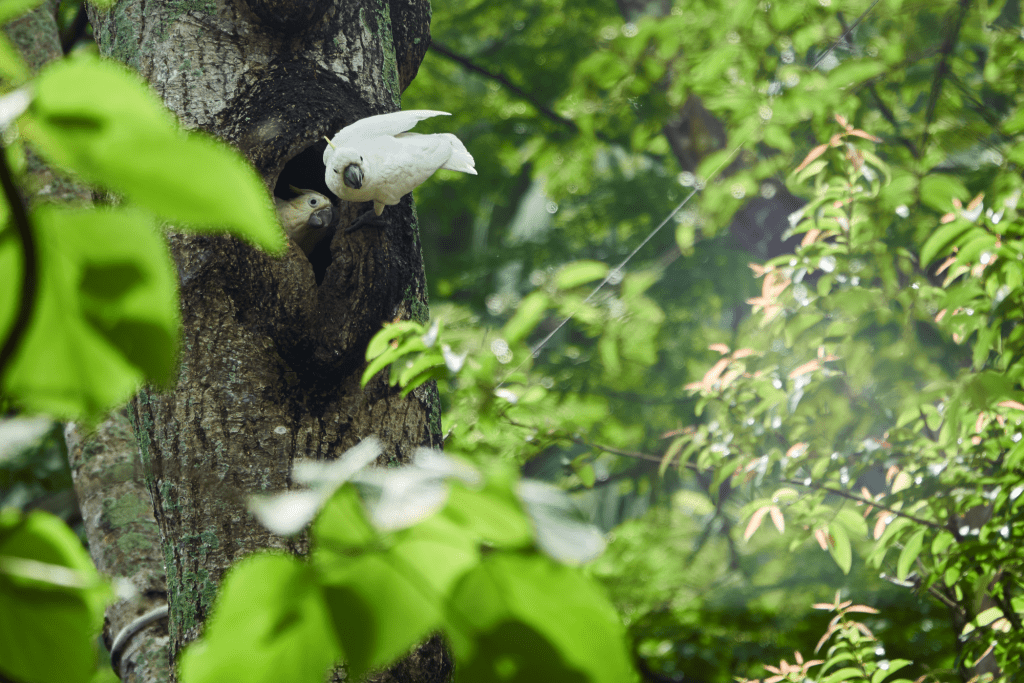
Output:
top-left (309, 198), bottom-right (318, 206)
top-left (360, 156), bottom-right (363, 162)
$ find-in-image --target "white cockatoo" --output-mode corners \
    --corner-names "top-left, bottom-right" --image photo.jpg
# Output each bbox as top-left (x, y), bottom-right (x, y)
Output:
top-left (275, 189), bottom-right (336, 256)
top-left (323, 110), bottom-right (476, 230)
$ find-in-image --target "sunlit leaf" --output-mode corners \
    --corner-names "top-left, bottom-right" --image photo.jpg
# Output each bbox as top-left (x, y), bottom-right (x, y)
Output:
top-left (178, 555), bottom-right (341, 683)
top-left (827, 521), bottom-right (852, 575)
top-left (0, 206), bottom-right (177, 419)
top-left (896, 528), bottom-right (926, 581)
top-left (0, 510), bottom-right (107, 683)
top-left (555, 260), bottom-right (609, 290)
top-left (448, 553), bottom-right (633, 683)
top-left (21, 55), bottom-right (282, 251)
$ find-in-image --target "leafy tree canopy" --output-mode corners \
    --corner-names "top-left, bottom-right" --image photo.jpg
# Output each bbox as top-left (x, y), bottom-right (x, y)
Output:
top-left (2, 0), bottom-right (1023, 681)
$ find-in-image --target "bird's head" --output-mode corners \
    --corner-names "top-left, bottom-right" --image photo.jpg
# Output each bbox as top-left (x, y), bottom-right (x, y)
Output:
top-left (327, 149), bottom-right (365, 191)
top-left (287, 188), bottom-right (326, 211)
top-left (343, 163), bottom-right (362, 190)
top-left (308, 202), bottom-right (335, 229)
top-left (292, 190), bottom-right (334, 223)
top-left (301, 192), bottom-right (326, 212)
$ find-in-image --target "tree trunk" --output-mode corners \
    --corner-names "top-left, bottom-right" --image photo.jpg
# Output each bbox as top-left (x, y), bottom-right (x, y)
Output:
top-left (67, 415), bottom-right (169, 683)
top-left (80, 1), bottom-right (449, 680)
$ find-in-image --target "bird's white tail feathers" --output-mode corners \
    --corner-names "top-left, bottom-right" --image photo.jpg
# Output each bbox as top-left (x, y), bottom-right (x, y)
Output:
top-left (439, 133), bottom-right (477, 175)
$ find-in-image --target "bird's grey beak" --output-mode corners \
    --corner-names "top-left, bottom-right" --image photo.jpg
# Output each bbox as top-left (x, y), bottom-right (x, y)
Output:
top-left (309, 206), bottom-right (336, 229)
top-left (343, 163), bottom-right (363, 190)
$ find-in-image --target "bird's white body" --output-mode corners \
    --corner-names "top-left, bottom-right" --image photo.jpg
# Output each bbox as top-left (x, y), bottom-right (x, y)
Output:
top-left (323, 110), bottom-right (476, 216)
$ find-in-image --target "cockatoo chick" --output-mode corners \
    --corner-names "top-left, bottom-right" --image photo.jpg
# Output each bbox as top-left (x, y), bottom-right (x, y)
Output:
top-left (323, 110), bottom-right (476, 230)
top-left (275, 190), bottom-right (336, 257)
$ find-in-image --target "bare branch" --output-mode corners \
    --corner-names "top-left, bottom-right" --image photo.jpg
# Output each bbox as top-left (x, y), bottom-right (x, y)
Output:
top-left (429, 42), bottom-right (579, 133)
top-left (920, 0), bottom-right (971, 150)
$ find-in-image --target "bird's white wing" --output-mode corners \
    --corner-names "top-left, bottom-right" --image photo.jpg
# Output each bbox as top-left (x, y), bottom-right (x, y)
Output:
top-left (329, 110), bottom-right (451, 149)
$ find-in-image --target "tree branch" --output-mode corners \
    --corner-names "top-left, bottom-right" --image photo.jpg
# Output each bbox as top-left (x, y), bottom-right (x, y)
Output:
top-left (834, 13), bottom-right (919, 158)
top-left (920, 0), bottom-right (971, 151)
top-left (429, 42), bottom-right (579, 133)
top-left (557, 432), bottom-right (947, 531)
top-left (778, 475), bottom-right (945, 531)
top-left (812, 0), bottom-right (881, 70)
top-left (0, 139), bottom-right (37, 385)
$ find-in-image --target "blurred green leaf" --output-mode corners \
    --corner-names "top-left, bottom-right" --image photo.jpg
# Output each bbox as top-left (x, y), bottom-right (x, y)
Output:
top-left (0, 509), bottom-right (107, 683)
top-left (827, 521), bottom-right (852, 575)
top-left (0, 33), bottom-right (28, 82)
top-left (919, 219), bottom-right (971, 267)
top-left (918, 174), bottom-right (968, 214)
top-left (21, 55), bottom-right (283, 252)
top-left (502, 291), bottom-right (549, 345)
top-left (555, 261), bottom-right (609, 290)
top-left (0, 206), bottom-right (177, 418)
top-left (448, 553), bottom-right (634, 683)
top-left (0, 0), bottom-right (45, 25)
top-left (317, 515), bottom-right (478, 681)
top-left (178, 554), bottom-right (341, 683)
top-left (896, 528), bottom-right (926, 581)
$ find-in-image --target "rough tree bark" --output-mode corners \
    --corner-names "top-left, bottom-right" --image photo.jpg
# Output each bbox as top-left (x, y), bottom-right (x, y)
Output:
top-left (65, 1), bottom-right (450, 681)
top-left (67, 414), bottom-right (169, 683)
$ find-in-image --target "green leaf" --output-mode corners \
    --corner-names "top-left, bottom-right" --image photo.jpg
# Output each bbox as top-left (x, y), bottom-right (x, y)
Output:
top-left (825, 58), bottom-right (887, 88)
top-left (0, 33), bottom-right (29, 82)
top-left (178, 554), bottom-right (341, 683)
top-left (834, 506), bottom-right (869, 539)
top-left (874, 660), bottom-right (911, 682)
top-left (365, 321), bottom-right (423, 361)
top-left (440, 475), bottom-right (534, 549)
top-left (919, 219), bottom-right (971, 267)
top-left (896, 528), bottom-right (925, 580)
top-left (502, 291), bottom-right (549, 344)
top-left (823, 667), bottom-right (864, 683)
top-left (974, 605), bottom-right (1004, 627)
top-left (397, 350), bottom-right (445, 388)
top-left (399, 365), bottom-right (448, 397)
top-left (762, 123), bottom-right (796, 154)
top-left (621, 269), bottom-right (660, 300)
top-left (575, 462), bottom-right (596, 487)
top-left (0, 206), bottom-right (178, 419)
top-left (311, 486), bottom-right (377, 552)
top-left (448, 553), bottom-right (634, 683)
top-left (1007, 139), bottom-right (1024, 166)
top-left (0, 0), bottom-right (45, 25)
top-left (964, 371), bottom-right (1015, 408)
top-left (21, 55), bottom-right (283, 252)
top-left (931, 531), bottom-right (954, 556)
top-left (918, 173), bottom-right (968, 213)
top-left (794, 158), bottom-right (829, 184)
top-left (555, 260), bottom-right (609, 290)
top-left (658, 437), bottom-right (686, 477)
top-left (317, 516), bottom-right (478, 681)
top-left (599, 333), bottom-right (621, 376)
top-left (361, 345), bottom-right (405, 387)
top-left (828, 521), bottom-right (852, 575)
top-left (0, 509), bottom-right (107, 683)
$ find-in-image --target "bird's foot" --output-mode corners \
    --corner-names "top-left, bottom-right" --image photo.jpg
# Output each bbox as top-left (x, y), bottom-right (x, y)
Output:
top-left (344, 209), bottom-right (386, 233)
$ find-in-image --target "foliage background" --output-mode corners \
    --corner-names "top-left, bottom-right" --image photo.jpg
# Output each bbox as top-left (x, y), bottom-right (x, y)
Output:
top-left (2, 0), bottom-right (1024, 681)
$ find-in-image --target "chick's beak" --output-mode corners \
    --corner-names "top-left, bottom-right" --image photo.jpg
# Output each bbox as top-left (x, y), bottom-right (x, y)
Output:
top-left (343, 164), bottom-right (363, 190)
top-left (308, 205), bottom-right (336, 229)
